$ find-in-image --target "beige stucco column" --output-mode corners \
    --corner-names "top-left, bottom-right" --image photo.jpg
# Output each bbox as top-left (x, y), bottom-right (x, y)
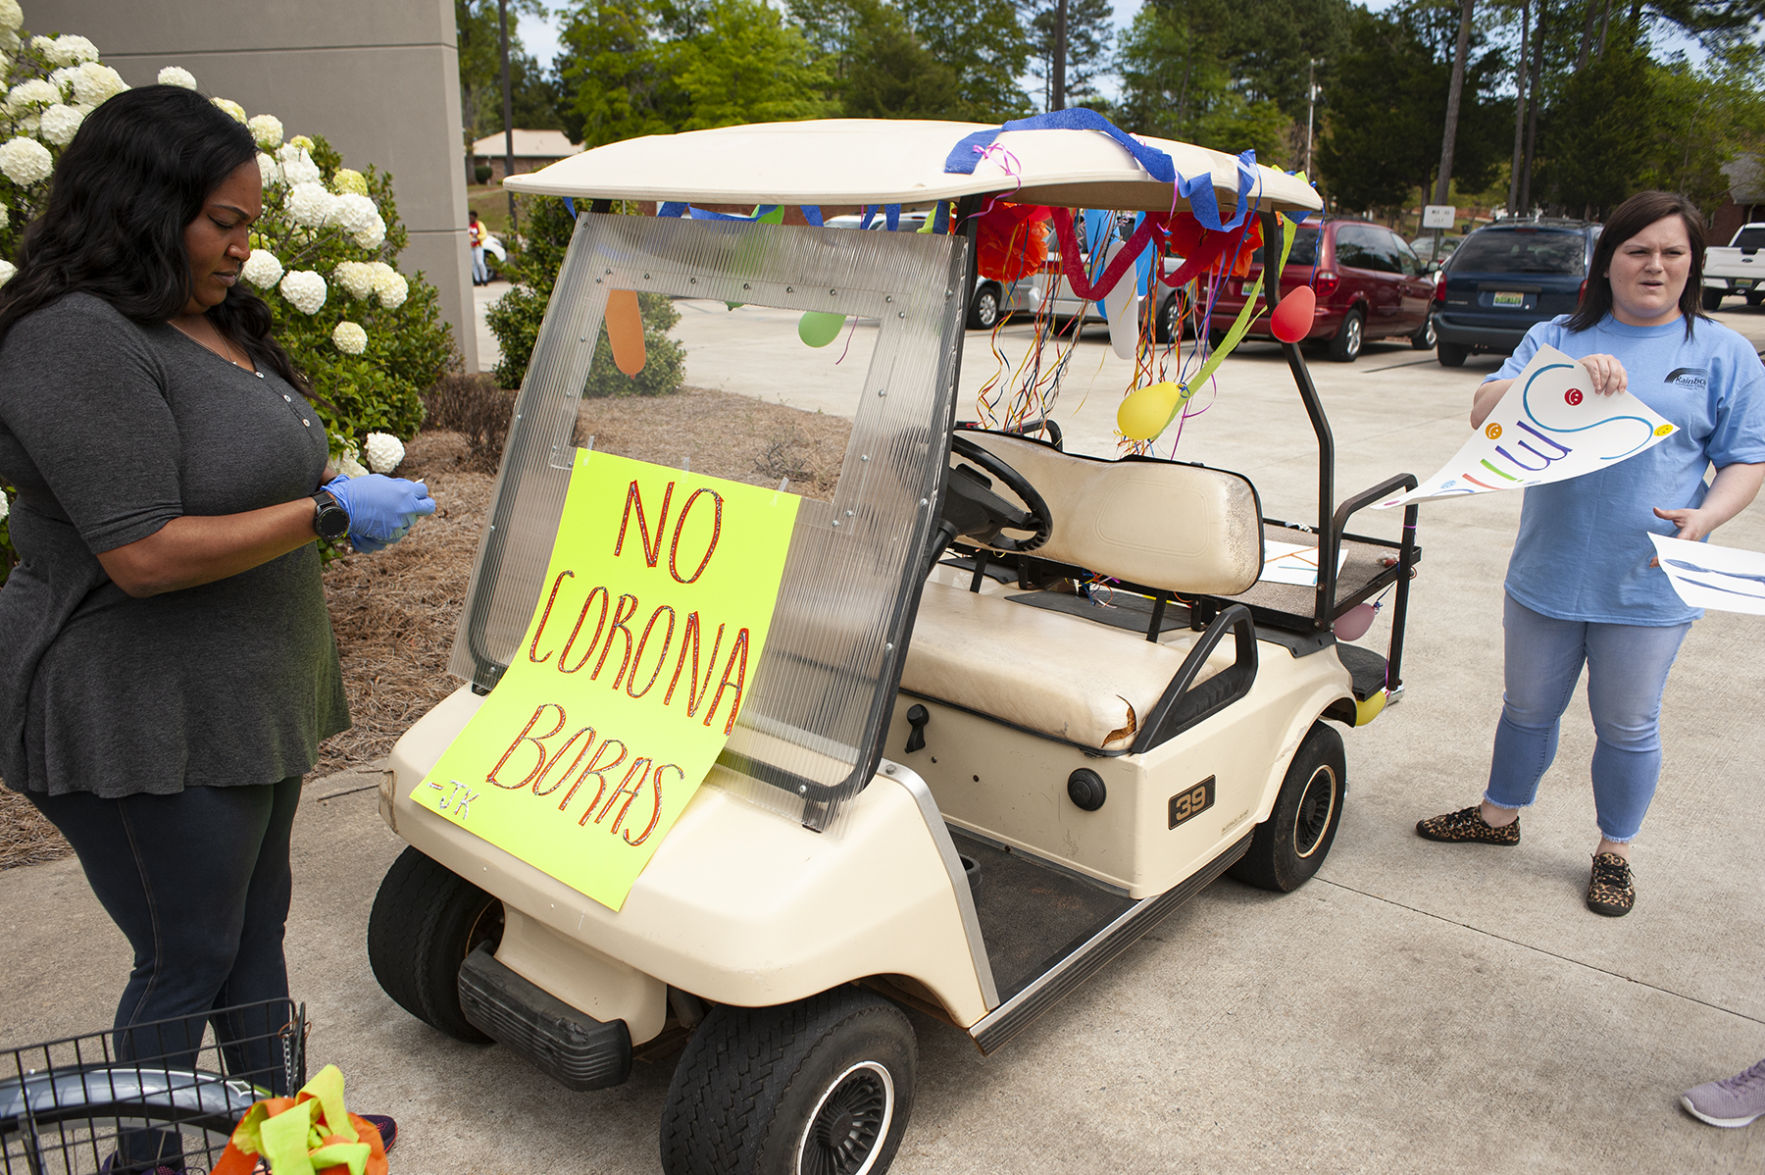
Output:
top-left (27, 0), bottom-right (477, 371)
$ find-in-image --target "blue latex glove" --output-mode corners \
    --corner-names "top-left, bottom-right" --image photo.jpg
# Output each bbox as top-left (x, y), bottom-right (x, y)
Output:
top-left (324, 474), bottom-right (435, 551)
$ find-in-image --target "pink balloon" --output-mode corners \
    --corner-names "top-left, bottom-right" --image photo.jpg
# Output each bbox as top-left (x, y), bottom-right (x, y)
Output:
top-left (1334, 603), bottom-right (1376, 641)
top-left (1270, 285), bottom-right (1316, 343)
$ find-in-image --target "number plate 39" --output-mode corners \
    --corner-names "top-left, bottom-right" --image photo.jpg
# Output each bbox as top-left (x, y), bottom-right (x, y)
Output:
top-left (1168, 777), bottom-right (1216, 829)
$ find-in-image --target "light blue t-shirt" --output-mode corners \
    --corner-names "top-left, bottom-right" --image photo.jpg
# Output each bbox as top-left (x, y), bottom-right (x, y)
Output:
top-left (1492, 314), bottom-right (1765, 625)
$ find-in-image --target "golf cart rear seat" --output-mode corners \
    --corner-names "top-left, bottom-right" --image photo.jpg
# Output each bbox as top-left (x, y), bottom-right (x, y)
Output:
top-left (901, 432), bottom-right (1264, 753)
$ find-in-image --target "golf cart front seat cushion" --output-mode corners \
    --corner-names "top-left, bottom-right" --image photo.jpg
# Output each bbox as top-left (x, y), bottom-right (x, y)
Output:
top-left (902, 580), bottom-right (1237, 751)
top-left (951, 432), bottom-right (1264, 596)
top-left (900, 434), bottom-right (1262, 752)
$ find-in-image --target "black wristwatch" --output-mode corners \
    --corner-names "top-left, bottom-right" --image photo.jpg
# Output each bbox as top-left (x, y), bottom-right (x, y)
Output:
top-left (311, 488), bottom-right (350, 540)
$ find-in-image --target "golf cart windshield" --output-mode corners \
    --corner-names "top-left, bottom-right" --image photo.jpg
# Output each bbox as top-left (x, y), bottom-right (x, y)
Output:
top-left (453, 117), bottom-right (1322, 833)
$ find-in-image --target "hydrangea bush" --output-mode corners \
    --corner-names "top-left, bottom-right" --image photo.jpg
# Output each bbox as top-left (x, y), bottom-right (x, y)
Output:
top-left (0, 1), bottom-right (460, 584)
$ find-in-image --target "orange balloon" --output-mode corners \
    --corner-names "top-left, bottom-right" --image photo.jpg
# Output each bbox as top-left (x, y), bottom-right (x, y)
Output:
top-left (1269, 285), bottom-right (1316, 343)
top-left (606, 288), bottom-right (646, 376)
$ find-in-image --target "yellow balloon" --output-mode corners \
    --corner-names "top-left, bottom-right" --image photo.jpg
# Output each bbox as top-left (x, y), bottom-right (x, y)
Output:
top-left (1116, 381), bottom-right (1184, 440)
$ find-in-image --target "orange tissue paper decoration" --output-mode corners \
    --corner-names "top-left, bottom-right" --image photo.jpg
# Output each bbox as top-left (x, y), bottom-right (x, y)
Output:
top-left (212, 1064), bottom-right (389, 1175)
top-left (975, 202), bottom-right (1052, 282)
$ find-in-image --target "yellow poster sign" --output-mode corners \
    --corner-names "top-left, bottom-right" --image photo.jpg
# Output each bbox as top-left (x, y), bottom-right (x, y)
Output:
top-left (414, 449), bottom-right (801, 910)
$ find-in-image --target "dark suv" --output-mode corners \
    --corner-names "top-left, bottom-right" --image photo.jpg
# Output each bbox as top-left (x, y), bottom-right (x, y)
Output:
top-left (1208, 218), bottom-right (1436, 362)
top-left (1432, 219), bottom-right (1601, 367)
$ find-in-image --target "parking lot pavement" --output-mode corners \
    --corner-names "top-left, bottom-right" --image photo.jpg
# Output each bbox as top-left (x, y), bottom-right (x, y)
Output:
top-left (5, 303), bottom-right (1765, 1173)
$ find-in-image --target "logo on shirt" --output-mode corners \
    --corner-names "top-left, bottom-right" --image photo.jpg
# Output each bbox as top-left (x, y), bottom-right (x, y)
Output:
top-left (1664, 367), bottom-right (1709, 390)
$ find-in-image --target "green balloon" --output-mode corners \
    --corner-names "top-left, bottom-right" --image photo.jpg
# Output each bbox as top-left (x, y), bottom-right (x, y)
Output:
top-left (798, 310), bottom-right (846, 347)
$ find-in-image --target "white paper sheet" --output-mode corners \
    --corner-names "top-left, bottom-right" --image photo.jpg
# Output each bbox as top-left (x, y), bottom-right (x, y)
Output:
top-left (1374, 344), bottom-right (1677, 509)
top-left (1260, 539), bottom-right (1349, 587)
top-left (1650, 533), bottom-right (1765, 615)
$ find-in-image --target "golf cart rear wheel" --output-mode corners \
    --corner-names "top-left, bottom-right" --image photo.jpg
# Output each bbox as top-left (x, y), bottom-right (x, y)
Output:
top-left (367, 846), bottom-right (503, 1043)
top-left (1229, 721), bottom-right (1346, 893)
top-left (660, 988), bottom-right (916, 1175)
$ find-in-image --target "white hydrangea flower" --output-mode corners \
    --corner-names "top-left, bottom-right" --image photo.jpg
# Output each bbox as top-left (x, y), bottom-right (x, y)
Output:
top-left (287, 134), bottom-right (314, 151)
top-left (157, 65), bottom-right (197, 90)
top-left (328, 193), bottom-right (379, 233)
top-left (0, 136), bottom-right (52, 185)
top-left (349, 212), bottom-right (386, 251)
top-left (278, 269), bottom-right (326, 315)
top-left (336, 450), bottom-right (368, 479)
top-left (6, 77), bottom-right (57, 113)
top-left (332, 321), bottom-right (367, 355)
top-left (38, 103), bottom-right (82, 147)
top-left (0, 0), bottom-right (22, 33)
top-left (43, 35), bottom-right (99, 66)
top-left (254, 151), bottom-right (281, 188)
top-left (285, 181), bottom-right (337, 229)
top-left (276, 144), bottom-right (320, 186)
top-left (333, 260), bottom-right (376, 300)
top-left (0, 485), bottom-right (9, 523)
top-left (0, 259), bottom-right (15, 287)
top-left (369, 263), bottom-right (408, 310)
top-left (0, 202), bottom-right (9, 229)
top-left (210, 96), bottom-right (246, 123)
top-left (47, 66), bottom-right (77, 98)
top-left (241, 249), bottom-right (283, 289)
top-left (331, 168), bottom-right (367, 196)
top-left (364, 432), bottom-right (405, 474)
top-left (246, 113), bottom-right (282, 151)
top-left (70, 63), bottom-right (126, 106)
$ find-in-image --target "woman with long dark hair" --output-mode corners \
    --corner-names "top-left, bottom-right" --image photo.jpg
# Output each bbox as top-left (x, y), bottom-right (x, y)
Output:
top-left (1415, 191), bottom-right (1765, 917)
top-left (0, 86), bottom-right (424, 1169)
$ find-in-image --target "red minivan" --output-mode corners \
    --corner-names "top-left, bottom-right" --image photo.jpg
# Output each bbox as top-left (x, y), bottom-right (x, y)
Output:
top-left (1206, 218), bottom-right (1436, 362)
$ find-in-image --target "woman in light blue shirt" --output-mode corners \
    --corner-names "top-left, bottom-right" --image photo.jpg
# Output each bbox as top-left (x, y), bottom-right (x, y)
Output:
top-left (1415, 191), bottom-right (1765, 918)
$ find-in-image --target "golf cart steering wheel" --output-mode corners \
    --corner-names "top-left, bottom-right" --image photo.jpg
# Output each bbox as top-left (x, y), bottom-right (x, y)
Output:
top-left (946, 434), bottom-right (1053, 553)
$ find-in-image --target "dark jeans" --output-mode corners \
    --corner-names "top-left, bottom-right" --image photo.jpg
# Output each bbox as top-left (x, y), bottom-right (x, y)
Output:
top-left (27, 778), bottom-right (301, 1169)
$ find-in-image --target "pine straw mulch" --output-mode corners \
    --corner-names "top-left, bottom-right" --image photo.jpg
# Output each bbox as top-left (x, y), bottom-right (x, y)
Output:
top-left (0, 387), bottom-right (852, 871)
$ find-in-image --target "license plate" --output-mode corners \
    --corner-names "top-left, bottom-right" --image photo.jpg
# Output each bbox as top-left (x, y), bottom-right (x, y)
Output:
top-left (1737, 278), bottom-right (1755, 290)
top-left (1491, 290), bottom-right (1525, 308)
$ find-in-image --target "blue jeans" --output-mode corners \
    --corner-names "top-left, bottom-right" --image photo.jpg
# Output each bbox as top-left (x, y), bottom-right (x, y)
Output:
top-left (27, 779), bottom-right (300, 1052)
top-left (1485, 594), bottom-right (1690, 842)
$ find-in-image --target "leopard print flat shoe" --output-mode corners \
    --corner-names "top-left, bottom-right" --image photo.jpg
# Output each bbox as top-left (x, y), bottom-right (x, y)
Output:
top-left (1587, 851), bottom-right (1634, 916)
top-left (1415, 805), bottom-right (1520, 845)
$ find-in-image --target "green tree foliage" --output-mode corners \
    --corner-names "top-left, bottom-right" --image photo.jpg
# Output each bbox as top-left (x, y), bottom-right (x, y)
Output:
top-left (1022, 0), bottom-right (1115, 110)
top-left (1538, 38), bottom-right (1659, 215)
top-left (456, 0), bottom-right (562, 143)
top-left (485, 196), bottom-right (685, 397)
top-left (898, 0), bottom-right (1035, 119)
top-left (1317, 2), bottom-right (1509, 215)
top-left (671, 0), bottom-right (835, 128)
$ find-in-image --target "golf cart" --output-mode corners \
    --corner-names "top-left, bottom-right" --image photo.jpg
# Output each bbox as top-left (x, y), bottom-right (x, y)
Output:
top-left (368, 117), bottom-right (1422, 1175)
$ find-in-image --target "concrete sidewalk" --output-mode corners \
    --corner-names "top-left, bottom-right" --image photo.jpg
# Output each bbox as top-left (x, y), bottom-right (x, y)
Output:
top-left (7, 305), bottom-right (1765, 1173)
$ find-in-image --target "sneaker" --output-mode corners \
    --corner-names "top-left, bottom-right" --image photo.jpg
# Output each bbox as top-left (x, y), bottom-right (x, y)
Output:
top-left (1416, 805), bottom-right (1520, 845)
top-left (358, 1112), bottom-right (398, 1152)
top-left (1587, 851), bottom-right (1635, 916)
top-left (1682, 1058), bottom-right (1765, 1127)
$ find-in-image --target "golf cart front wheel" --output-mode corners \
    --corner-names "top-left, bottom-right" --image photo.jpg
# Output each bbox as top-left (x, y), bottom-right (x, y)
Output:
top-left (1229, 721), bottom-right (1346, 893)
top-left (661, 988), bottom-right (917, 1175)
top-left (367, 846), bottom-right (504, 1043)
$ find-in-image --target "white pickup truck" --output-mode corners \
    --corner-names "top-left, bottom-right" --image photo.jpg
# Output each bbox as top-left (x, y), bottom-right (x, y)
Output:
top-left (1703, 222), bottom-right (1764, 310)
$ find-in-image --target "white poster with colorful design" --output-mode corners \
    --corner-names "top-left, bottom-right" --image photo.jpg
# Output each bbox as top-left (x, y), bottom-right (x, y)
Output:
top-left (1650, 533), bottom-right (1765, 616)
top-left (1374, 344), bottom-right (1676, 509)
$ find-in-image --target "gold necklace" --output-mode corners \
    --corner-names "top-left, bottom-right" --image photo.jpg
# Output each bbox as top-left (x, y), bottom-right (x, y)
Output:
top-left (174, 318), bottom-right (264, 378)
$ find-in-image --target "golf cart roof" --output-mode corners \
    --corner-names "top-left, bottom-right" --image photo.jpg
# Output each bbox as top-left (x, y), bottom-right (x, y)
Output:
top-left (504, 118), bottom-right (1322, 216)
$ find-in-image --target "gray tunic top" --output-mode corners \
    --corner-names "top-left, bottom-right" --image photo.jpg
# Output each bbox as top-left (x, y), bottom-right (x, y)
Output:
top-left (0, 293), bottom-right (348, 797)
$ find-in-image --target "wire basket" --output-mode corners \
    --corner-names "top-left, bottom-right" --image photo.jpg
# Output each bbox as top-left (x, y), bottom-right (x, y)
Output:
top-left (0, 999), bottom-right (305, 1175)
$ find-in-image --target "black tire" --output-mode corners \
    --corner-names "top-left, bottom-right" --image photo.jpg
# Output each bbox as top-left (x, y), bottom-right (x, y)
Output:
top-left (1701, 287), bottom-right (1724, 311)
top-left (660, 989), bottom-right (916, 1175)
top-left (1229, 721), bottom-right (1346, 893)
top-left (967, 283), bottom-right (1002, 330)
top-left (1410, 311), bottom-right (1437, 351)
top-left (1436, 339), bottom-right (1468, 368)
top-left (1154, 293), bottom-right (1183, 343)
top-left (1747, 289), bottom-right (1764, 307)
top-left (1327, 308), bottom-right (1364, 362)
top-left (367, 846), bottom-right (503, 1043)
